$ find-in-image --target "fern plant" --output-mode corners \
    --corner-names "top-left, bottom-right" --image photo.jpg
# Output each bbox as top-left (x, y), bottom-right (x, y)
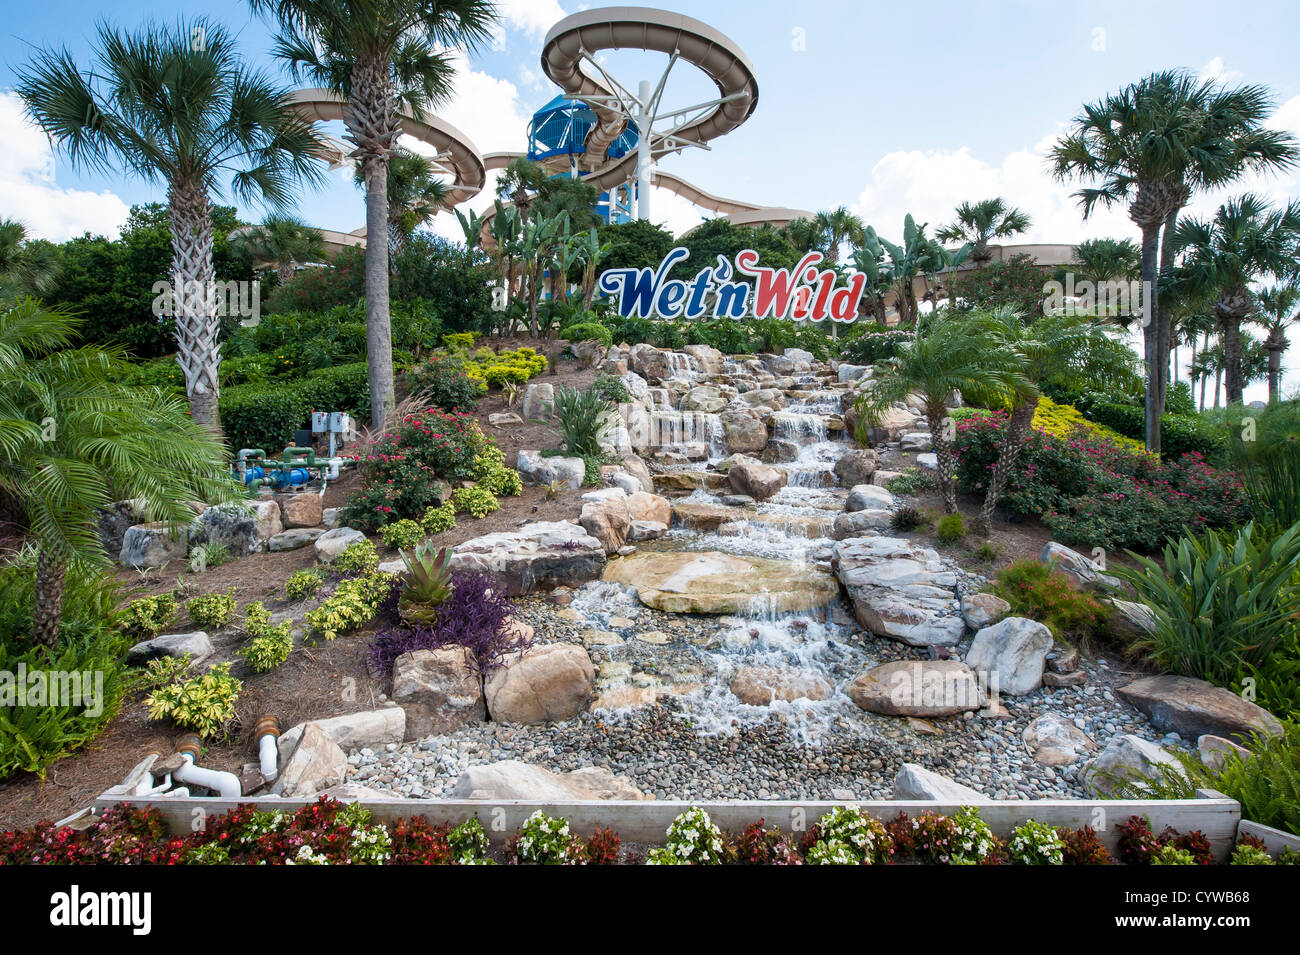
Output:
top-left (552, 385), bottom-right (610, 458)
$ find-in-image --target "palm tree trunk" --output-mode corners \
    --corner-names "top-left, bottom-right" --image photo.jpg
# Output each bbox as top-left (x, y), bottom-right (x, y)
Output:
top-left (32, 548), bottom-right (67, 647)
top-left (1138, 224), bottom-right (1161, 453)
top-left (1222, 315), bottom-right (1244, 404)
top-left (347, 55), bottom-right (400, 431)
top-left (1268, 347), bottom-right (1282, 403)
top-left (927, 403), bottom-right (959, 515)
top-left (169, 178), bottom-right (222, 436)
top-left (976, 397), bottom-right (1038, 534)
top-left (1155, 208), bottom-right (1179, 415)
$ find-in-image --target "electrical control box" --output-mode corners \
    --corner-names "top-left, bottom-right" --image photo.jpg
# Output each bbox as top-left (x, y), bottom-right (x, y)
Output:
top-left (311, 411), bottom-right (352, 434)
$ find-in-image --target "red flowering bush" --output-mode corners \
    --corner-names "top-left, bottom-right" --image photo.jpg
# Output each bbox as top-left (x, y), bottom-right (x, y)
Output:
top-left (341, 409), bottom-right (489, 530)
top-left (955, 411), bottom-right (1247, 551)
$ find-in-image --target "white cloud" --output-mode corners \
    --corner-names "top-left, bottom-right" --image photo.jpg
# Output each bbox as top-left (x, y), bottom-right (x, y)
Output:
top-left (1200, 56), bottom-right (1243, 84)
top-left (850, 139), bottom-right (1135, 247)
top-left (0, 92), bottom-right (130, 241)
top-left (488, 0), bottom-right (568, 52)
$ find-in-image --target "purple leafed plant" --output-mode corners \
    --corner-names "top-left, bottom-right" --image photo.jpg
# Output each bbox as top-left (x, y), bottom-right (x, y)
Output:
top-left (367, 571), bottom-right (529, 676)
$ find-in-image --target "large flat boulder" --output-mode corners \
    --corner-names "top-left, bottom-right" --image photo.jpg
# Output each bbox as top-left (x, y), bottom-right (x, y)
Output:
top-left (603, 550), bottom-right (839, 615)
top-left (484, 643), bottom-right (595, 724)
top-left (1117, 675), bottom-right (1283, 744)
top-left (833, 536), bottom-right (965, 647)
top-left (846, 660), bottom-right (984, 717)
top-left (126, 631), bottom-right (212, 667)
top-left (450, 521), bottom-right (605, 596)
top-left (120, 522), bottom-right (187, 568)
top-left (193, 503), bottom-right (258, 556)
top-left (451, 760), bottom-right (649, 800)
top-left (315, 526), bottom-right (366, 563)
top-left (1039, 541), bottom-right (1119, 591)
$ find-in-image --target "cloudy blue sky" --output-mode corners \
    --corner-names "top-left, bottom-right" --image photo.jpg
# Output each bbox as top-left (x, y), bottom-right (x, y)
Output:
top-left (2, 0), bottom-right (1299, 397)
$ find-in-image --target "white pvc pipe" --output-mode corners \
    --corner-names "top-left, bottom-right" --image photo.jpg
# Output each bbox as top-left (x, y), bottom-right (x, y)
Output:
top-left (258, 733), bottom-right (279, 782)
top-left (174, 753), bottom-right (242, 799)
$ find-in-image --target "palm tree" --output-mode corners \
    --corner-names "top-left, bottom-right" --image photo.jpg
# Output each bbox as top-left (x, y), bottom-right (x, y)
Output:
top-left (233, 214), bottom-right (327, 285)
top-left (1050, 71), bottom-right (1298, 451)
top-left (1171, 195), bottom-right (1300, 405)
top-left (854, 312), bottom-right (1028, 514)
top-left (936, 198), bottom-right (1031, 266)
top-left (783, 217), bottom-right (822, 255)
top-left (251, 0), bottom-right (498, 430)
top-left (354, 147), bottom-right (448, 257)
top-left (812, 207), bottom-right (865, 264)
top-left (1253, 284), bottom-right (1300, 403)
top-left (1068, 237), bottom-right (1140, 322)
top-left (18, 19), bottom-right (324, 437)
top-left (0, 300), bottom-right (238, 645)
top-left (0, 219), bottom-right (61, 299)
top-left (974, 310), bottom-right (1131, 533)
top-left (578, 229), bottom-right (613, 311)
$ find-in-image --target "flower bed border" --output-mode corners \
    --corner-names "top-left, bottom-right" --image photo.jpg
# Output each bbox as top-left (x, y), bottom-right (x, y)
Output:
top-left (93, 790), bottom-right (1243, 860)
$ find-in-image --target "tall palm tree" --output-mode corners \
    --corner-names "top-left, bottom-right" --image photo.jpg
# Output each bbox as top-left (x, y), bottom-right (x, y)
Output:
top-left (18, 19), bottom-right (324, 437)
top-left (354, 146), bottom-right (448, 257)
top-left (251, 0), bottom-right (498, 430)
top-left (812, 206), bottom-right (866, 264)
top-left (0, 300), bottom-right (238, 645)
top-left (974, 310), bottom-right (1131, 533)
top-left (1171, 195), bottom-right (1300, 405)
top-left (936, 198), bottom-right (1031, 266)
top-left (854, 312), bottom-right (1028, 514)
top-left (232, 214), bottom-right (326, 285)
top-left (1252, 284), bottom-right (1300, 403)
top-left (0, 219), bottom-right (61, 300)
top-left (1050, 71), bottom-right (1298, 451)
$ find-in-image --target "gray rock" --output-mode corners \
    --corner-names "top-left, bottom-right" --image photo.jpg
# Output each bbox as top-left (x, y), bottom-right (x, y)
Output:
top-left (520, 382), bottom-right (556, 421)
top-left (314, 526), bottom-right (367, 563)
top-left (892, 763), bottom-right (988, 801)
top-left (277, 708), bottom-right (406, 765)
top-left (964, 617), bottom-right (1054, 696)
top-left (899, 431), bottom-right (933, 452)
top-left (1197, 734), bottom-right (1252, 772)
top-left (837, 363), bottom-right (871, 383)
top-left (120, 522), bottom-right (187, 568)
top-left (1040, 541), bottom-right (1119, 591)
top-left (126, 631), bottom-right (212, 667)
top-left (847, 660), bottom-right (984, 717)
top-left (1118, 675), bottom-right (1283, 744)
top-left (1083, 734), bottom-right (1185, 796)
top-left (1024, 713), bottom-right (1097, 766)
top-left (728, 456), bottom-right (787, 501)
top-left (516, 449), bottom-right (586, 489)
top-left (392, 647), bottom-right (486, 739)
top-left (193, 503), bottom-right (258, 555)
top-left (275, 723), bottom-right (348, 798)
top-left (252, 500), bottom-right (283, 541)
top-left (451, 521), bottom-right (605, 596)
top-left (833, 449), bottom-right (878, 487)
top-left (832, 509), bottom-right (893, 539)
top-left (846, 483), bottom-right (895, 511)
top-left (267, 527), bottom-right (324, 552)
top-left (960, 592), bottom-right (1011, 631)
top-left (451, 760), bottom-right (648, 801)
top-left (833, 536), bottom-right (965, 647)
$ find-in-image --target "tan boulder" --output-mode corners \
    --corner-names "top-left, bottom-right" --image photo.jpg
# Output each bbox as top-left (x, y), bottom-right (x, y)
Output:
top-left (730, 666), bottom-right (833, 705)
top-left (484, 643), bottom-right (595, 724)
top-left (846, 660), bottom-right (984, 717)
top-left (280, 493), bottom-right (323, 529)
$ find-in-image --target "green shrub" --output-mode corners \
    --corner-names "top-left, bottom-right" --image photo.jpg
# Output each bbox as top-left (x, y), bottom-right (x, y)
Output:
top-left (553, 385), bottom-right (609, 458)
top-left (238, 629), bottom-right (293, 673)
top-left (991, 560), bottom-right (1114, 643)
top-left (560, 322), bottom-right (613, 348)
top-left (1083, 398), bottom-right (1227, 463)
top-left (119, 593), bottom-right (177, 640)
top-left (1228, 401), bottom-right (1300, 537)
top-left (511, 810), bottom-right (581, 865)
top-left (590, 372), bottom-right (631, 406)
top-left (0, 633), bottom-right (131, 780)
top-left (890, 504), bottom-right (926, 531)
top-left (341, 410), bottom-right (485, 530)
top-left (884, 469), bottom-right (935, 496)
top-left (138, 654), bottom-right (193, 693)
top-left (646, 807), bottom-right (725, 865)
top-left (220, 361), bottom-right (370, 453)
top-left (285, 569), bottom-right (323, 601)
top-left (145, 662), bottom-right (242, 738)
top-left (935, 513), bottom-right (965, 543)
top-left (1007, 820), bottom-right (1065, 864)
top-left (472, 445), bottom-right (522, 497)
top-left (332, 540), bottom-right (378, 576)
top-left (1107, 522), bottom-right (1300, 718)
top-left (452, 486), bottom-right (500, 519)
top-left (420, 502), bottom-right (457, 535)
top-left (187, 588), bottom-right (237, 630)
top-left (303, 572), bottom-right (395, 643)
top-left (379, 519), bottom-right (424, 550)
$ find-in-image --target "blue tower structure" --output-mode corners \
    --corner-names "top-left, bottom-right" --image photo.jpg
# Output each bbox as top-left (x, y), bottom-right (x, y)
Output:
top-left (525, 95), bottom-right (639, 224)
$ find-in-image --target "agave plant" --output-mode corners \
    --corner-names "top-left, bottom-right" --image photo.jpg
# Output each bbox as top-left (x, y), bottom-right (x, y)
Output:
top-left (398, 541), bottom-right (454, 625)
